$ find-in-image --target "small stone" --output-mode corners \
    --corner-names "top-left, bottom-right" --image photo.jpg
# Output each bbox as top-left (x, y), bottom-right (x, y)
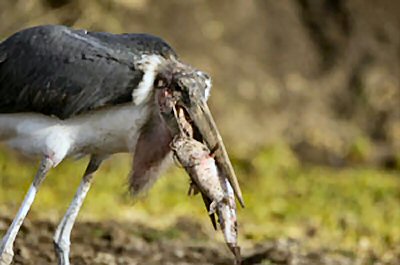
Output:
top-left (174, 248), bottom-right (185, 258)
top-left (93, 252), bottom-right (117, 265)
top-left (18, 245), bottom-right (31, 260)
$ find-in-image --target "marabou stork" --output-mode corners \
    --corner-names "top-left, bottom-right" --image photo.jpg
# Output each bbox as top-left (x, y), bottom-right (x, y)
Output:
top-left (0, 25), bottom-right (244, 265)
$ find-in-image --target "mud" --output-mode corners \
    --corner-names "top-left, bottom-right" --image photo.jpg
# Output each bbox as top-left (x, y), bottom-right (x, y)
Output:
top-left (1, 215), bottom-right (399, 265)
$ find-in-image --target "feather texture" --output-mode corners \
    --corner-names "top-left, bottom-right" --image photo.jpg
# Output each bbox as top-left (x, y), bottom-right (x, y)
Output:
top-left (0, 25), bottom-right (177, 118)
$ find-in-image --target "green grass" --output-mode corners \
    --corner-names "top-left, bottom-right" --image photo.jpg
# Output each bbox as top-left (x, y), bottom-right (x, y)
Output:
top-left (1, 144), bottom-right (399, 254)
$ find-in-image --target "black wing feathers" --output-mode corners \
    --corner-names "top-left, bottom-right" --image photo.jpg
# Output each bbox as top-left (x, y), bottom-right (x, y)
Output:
top-left (0, 25), bottom-right (176, 119)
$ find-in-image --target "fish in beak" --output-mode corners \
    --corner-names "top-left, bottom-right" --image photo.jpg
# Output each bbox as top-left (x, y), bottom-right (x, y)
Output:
top-left (155, 61), bottom-right (245, 208)
top-left (184, 99), bottom-right (245, 208)
top-left (169, 105), bottom-right (241, 262)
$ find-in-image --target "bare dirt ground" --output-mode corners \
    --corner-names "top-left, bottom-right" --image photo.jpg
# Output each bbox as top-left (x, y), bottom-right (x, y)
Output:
top-left (1, 215), bottom-right (399, 265)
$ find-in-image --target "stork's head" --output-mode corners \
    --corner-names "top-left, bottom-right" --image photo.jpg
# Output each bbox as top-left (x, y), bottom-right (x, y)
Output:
top-left (154, 61), bottom-right (245, 207)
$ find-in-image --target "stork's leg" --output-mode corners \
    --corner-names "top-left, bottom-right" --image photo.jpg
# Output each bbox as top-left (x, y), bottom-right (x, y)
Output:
top-left (0, 157), bottom-right (53, 265)
top-left (53, 156), bottom-right (103, 265)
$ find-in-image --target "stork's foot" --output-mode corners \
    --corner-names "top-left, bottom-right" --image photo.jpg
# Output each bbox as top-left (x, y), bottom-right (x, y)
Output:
top-left (0, 244), bottom-right (14, 265)
top-left (53, 240), bottom-right (70, 265)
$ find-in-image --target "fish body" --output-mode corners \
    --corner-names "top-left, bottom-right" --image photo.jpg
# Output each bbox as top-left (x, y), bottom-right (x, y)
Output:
top-left (168, 107), bottom-right (241, 263)
top-left (217, 178), bottom-right (241, 263)
top-left (171, 135), bottom-right (225, 212)
top-left (171, 135), bottom-right (240, 263)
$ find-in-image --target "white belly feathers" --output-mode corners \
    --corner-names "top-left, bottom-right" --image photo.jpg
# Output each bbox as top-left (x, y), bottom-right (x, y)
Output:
top-left (0, 103), bottom-right (150, 165)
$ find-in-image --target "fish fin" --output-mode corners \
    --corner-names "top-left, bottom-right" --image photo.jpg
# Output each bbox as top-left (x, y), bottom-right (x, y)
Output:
top-left (172, 152), bottom-right (183, 168)
top-left (187, 181), bottom-right (199, 196)
top-left (209, 143), bottom-right (220, 157)
top-left (209, 213), bottom-right (217, 231)
top-left (187, 184), bottom-right (194, 196)
top-left (208, 201), bottom-right (217, 215)
top-left (201, 193), bottom-right (217, 230)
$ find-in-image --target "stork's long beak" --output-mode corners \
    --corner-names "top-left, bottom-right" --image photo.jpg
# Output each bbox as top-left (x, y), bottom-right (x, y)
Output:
top-left (186, 100), bottom-right (245, 208)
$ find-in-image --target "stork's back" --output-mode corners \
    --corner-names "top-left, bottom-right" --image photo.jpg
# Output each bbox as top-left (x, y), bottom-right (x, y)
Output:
top-left (0, 25), bottom-right (176, 119)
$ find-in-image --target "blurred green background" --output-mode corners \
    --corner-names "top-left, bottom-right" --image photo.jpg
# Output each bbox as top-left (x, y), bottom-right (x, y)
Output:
top-left (0, 0), bottom-right (399, 259)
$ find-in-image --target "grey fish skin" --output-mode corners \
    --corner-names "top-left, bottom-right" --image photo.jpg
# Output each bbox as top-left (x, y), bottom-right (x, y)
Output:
top-left (217, 178), bottom-right (241, 264)
top-left (171, 135), bottom-right (241, 261)
top-left (171, 135), bottom-right (225, 212)
top-left (171, 107), bottom-right (226, 212)
top-left (169, 107), bottom-right (241, 262)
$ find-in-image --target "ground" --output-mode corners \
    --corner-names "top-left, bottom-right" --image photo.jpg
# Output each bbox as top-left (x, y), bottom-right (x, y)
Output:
top-left (1, 150), bottom-right (400, 265)
top-left (2, 215), bottom-right (400, 265)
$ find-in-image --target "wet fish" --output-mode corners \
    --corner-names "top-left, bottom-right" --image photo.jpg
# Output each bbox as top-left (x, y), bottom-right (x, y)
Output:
top-left (170, 138), bottom-right (240, 262)
top-left (171, 135), bottom-right (225, 213)
top-left (170, 108), bottom-right (223, 211)
top-left (217, 177), bottom-right (241, 264)
top-left (170, 107), bottom-right (241, 263)
top-left (171, 135), bottom-right (240, 262)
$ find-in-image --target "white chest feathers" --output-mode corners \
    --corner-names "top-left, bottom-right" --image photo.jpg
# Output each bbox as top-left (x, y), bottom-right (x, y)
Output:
top-left (0, 104), bottom-right (150, 165)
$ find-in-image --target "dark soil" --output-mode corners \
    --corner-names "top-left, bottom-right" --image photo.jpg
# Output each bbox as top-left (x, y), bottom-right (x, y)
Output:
top-left (1, 215), bottom-right (399, 265)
